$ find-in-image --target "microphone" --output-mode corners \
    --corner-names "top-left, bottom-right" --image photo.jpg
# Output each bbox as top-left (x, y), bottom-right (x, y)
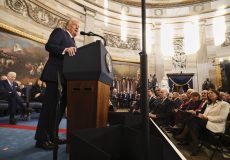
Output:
top-left (80, 31), bottom-right (92, 36)
top-left (80, 31), bottom-right (106, 46)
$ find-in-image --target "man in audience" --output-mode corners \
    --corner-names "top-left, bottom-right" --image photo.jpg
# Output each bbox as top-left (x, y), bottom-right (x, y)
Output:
top-left (0, 72), bottom-right (31, 124)
top-left (148, 89), bottom-right (156, 111)
top-left (1, 75), bottom-right (7, 80)
top-left (149, 88), bottom-right (175, 126)
top-left (172, 92), bottom-right (183, 108)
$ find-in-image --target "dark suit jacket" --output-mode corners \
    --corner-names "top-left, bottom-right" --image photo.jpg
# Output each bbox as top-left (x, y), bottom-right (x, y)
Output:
top-left (149, 96), bottom-right (156, 111)
top-left (151, 98), bottom-right (174, 119)
top-left (173, 98), bottom-right (183, 108)
top-left (0, 80), bottom-right (18, 100)
top-left (40, 28), bottom-right (76, 83)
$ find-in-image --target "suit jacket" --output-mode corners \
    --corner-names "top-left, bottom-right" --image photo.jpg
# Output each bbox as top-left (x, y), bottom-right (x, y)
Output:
top-left (40, 28), bottom-right (76, 83)
top-left (149, 96), bottom-right (156, 111)
top-left (173, 98), bottom-right (183, 108)
top-left (151, 98), bottom-right (175, 119)
top-left (0, 80), bottom-right (18, 100)
top-left (204, 100), bottom-right (230, 133)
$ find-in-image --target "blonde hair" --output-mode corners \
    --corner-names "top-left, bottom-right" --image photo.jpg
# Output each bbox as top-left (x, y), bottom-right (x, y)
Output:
top-left (7, 72), bottom-right (16, 77)
top-left (65, 19), bottom-right (79, 30)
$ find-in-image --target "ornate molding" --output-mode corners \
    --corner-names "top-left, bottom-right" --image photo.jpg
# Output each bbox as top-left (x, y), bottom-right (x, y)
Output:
top-left (6, 0), bottom-right (68, 29)
top-left (0, 22), bottom-right (46, 44)
top-left (104, 33), bottom-right (141, 51)
top-left (172, 38), bottom-right (187, 71)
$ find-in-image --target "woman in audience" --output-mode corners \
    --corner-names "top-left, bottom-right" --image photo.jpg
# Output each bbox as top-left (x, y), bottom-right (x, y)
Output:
top-left (31, 79), bottom-right (46, 102)
top-left (174, 89), bottom-right (230, 156)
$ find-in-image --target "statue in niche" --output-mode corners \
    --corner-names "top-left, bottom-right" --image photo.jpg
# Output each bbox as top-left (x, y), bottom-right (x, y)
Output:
top-left (202, 78), bottom-right (215, 90)
top-left (121, 76), bottom-right (127, 92)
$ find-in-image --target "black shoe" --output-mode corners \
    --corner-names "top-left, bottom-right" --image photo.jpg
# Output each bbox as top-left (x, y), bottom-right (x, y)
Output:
top-left (9, 119), bottom-right (17, 125)
top-left (35, 141), bottom-right (55, 150)
top-left (53, 138), bottom-right (67, 145)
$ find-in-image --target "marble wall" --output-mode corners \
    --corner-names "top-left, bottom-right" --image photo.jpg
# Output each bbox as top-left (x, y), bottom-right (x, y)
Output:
top-left (1, 0), bottom-right (230, 91)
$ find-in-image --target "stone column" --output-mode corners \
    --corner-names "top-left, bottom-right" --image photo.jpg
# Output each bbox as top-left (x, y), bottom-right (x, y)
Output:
top-left (83, 7), bottom-right (96, 45)
top-left (153, 24), bottom-right (165, 84)
top-left (196, 20), bottom-right (209, 91)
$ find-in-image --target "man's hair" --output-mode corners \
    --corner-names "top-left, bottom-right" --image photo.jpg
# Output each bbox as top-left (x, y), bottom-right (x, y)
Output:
top-left (7, 72), bottom-right (16, 77)
top-left (65, 19), bottom-right (79, 30)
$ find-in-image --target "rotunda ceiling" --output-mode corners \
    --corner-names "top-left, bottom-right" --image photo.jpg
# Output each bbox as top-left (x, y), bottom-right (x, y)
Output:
top-left (111, 0), bottom-right (211, 7)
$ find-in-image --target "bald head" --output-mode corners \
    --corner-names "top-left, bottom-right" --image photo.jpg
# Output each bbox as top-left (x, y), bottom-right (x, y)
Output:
top-left (159, 88), bottom-right (169, 99)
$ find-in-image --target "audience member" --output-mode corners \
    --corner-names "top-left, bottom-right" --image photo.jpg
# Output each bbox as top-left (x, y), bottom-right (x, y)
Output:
top-left (31, 79), bottom-right (46, 102)
top-left (0, 72), bottom-right (31, 124)
top-left (149, 88), bottom-right (175, 126)
top-left (1, 75), bottom-right (7, 80)
top-left (174, 89), bottom-right (230, 156)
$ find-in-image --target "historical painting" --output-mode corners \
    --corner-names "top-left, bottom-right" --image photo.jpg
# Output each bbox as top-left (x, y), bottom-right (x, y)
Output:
top-left (0, 29), bottom-right (48, 84)
top-left (112, 61), bottom-right (140, 93)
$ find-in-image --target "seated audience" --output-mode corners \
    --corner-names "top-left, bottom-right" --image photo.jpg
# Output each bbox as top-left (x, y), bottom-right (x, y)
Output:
top-left (110, 88), bottom-right (118, 110)
top-left (174, 89), bottom-right (230, 156)
top-left (148, 89), bottom-right (156, 111)
top-left (149, 88), bottom-right (175, 126)
top-left (172, 92), bottom-right (183, 108)
top-left (31, 79), bottom-right (46, 102)
top-left (172, 92), bottom-right (202, 128)
top-left (1, 75), bottom-right (7, 80)
top-left (129, 94), bottom-right (141, 114)
top-left (0, 72), bottom-right (31, 124)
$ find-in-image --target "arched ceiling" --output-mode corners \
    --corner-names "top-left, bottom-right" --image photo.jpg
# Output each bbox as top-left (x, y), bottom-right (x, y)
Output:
top-left (111, 0), bottom-right (211, 8)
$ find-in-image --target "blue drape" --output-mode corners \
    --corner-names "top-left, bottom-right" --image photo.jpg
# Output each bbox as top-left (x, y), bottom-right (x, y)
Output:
top-left (167, 74), bottom-right (194, 93)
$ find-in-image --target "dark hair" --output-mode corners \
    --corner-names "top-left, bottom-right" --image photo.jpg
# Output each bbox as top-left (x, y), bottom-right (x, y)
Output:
top-left (207, 89), bottom-right (221, 104)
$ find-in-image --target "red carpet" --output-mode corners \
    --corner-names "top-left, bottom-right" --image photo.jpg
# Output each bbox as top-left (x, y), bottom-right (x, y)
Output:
top-left (0, 124), bottom-right (66, 133)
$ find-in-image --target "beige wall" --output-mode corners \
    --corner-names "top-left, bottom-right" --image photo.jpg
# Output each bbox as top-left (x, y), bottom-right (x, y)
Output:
top-left (1, 0), bottom-right (230, 91)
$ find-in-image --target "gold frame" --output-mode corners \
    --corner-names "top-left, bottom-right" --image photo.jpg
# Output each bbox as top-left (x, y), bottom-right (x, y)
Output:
top-left (0, 22), bottom-right (47, 44)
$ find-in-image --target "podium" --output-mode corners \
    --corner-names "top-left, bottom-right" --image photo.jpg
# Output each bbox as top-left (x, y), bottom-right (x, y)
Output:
top-left (63, 41), bottom-right (114, 141)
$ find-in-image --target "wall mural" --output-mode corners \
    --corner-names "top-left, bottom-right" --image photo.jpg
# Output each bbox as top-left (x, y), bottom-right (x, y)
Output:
top-left (112, 61), bottom-right (140, 93)
top-left (0, 29), bottom-right (48, 84)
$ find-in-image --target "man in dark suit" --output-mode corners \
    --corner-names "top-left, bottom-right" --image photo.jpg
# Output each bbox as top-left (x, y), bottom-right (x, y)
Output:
top-left (149, 88), bottom-right (175, 126)
top-left (148, 89), bottom-right (156, 111)
top-left (35, 19), bottom-right (80, 150)
top-left (0, 72), bottom-right (29, 124)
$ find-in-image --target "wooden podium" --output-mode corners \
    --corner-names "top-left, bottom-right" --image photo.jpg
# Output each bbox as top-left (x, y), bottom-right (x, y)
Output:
top-left (63, 41), bottom-right (114, 141)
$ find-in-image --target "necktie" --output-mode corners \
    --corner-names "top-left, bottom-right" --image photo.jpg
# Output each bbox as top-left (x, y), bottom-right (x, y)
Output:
top-left (10, 82), bottom-right (13, 89)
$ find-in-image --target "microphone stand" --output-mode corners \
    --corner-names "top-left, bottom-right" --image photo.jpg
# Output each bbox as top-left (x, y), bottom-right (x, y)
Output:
top-left (87, 32), bottom-right (107, 47)
top-left (140, 0), bottom-right (151, 160)
top-left (53, 71), bottom-right (63, 160)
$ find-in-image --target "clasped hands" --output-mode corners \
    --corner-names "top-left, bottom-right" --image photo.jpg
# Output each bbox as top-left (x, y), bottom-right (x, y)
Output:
top-left (197, 113), bottom-right (208, 120)
top-left (65, 47), bottom-right (76, 56)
